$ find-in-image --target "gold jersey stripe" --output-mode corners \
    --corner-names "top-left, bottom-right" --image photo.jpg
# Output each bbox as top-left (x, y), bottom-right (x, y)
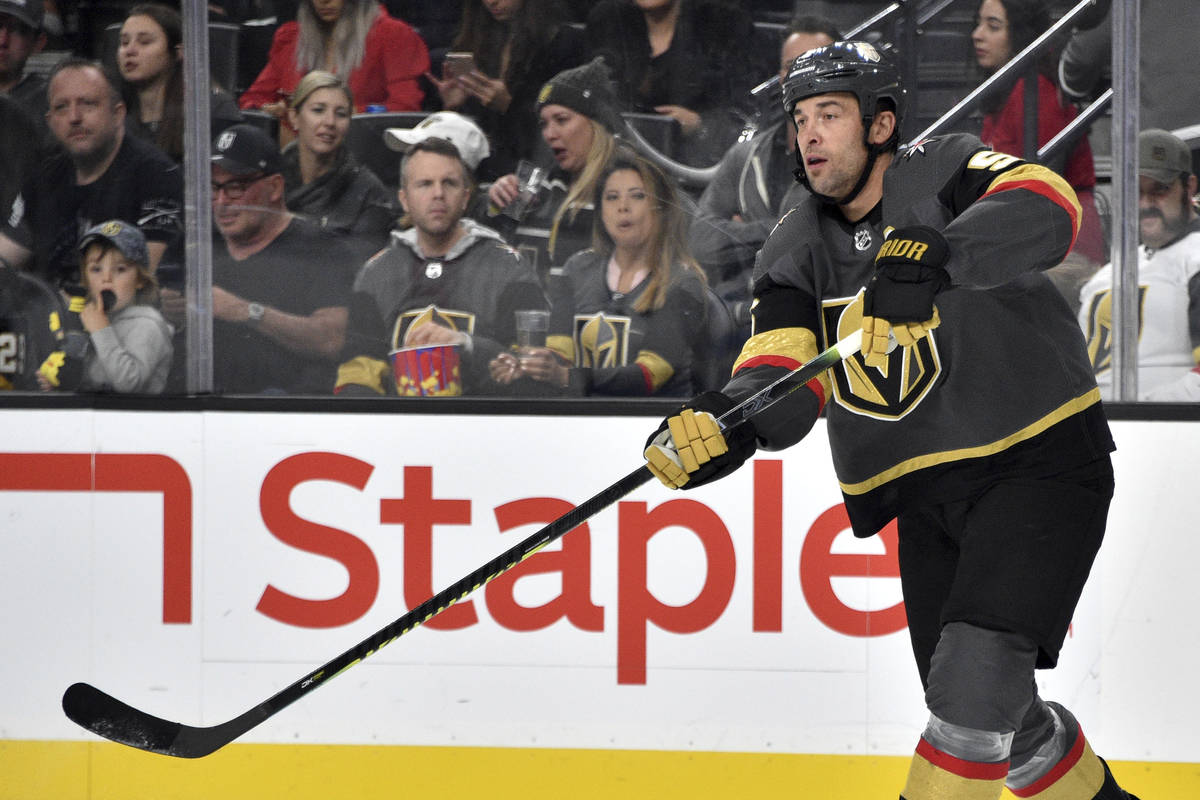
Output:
top-left (547, 334), bottom-right (574, 363)
top-left (635, 349), bottom-right (675, 392)
top-left (334, 356), bottom-right (389, 395)
top-left (840, 388), bottom-right (1102, 495)
top-left (984, 163), bottom-right (1082, 238)
top-left (733, 327), bottom-right (819, 372)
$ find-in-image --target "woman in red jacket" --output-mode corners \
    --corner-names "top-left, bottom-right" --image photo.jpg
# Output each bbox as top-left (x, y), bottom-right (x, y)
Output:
top-left (973, 0), bottom-right (1105, 310)
top-left (239, 0), bottom-right (429, 122)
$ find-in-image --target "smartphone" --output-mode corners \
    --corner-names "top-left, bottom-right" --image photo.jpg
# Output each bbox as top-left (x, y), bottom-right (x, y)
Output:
top-left (442, 52), bottom-right (477, 80)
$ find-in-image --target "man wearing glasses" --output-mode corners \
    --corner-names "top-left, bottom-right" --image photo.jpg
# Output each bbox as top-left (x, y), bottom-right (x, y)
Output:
top-left (204, 123), bottom-right (354, 394)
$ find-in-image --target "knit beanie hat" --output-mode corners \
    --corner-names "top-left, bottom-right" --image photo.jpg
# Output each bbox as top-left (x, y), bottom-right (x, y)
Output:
top-left (536, 57), bottom-right (625, 135)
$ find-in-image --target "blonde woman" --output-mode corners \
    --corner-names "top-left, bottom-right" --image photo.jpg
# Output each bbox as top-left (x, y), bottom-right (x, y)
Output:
top-left (492, 148), bottom-right (708, 396)
top-left (486, 57), bottom-right (622, 282)
top-left (239, 0), bottom-right (429, 121)
top-left (281, 70), bottom-right (396, 262)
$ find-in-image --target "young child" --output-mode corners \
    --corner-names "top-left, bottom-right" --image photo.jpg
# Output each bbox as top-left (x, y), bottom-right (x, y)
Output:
top-left (38, 220), bottom-right (174, 393)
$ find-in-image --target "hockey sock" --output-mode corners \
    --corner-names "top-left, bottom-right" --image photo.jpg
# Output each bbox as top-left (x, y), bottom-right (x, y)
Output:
top-left (1006, 703), bottom-right (1106, 798)
top-left (901, 715), bottom-right (1010, 800)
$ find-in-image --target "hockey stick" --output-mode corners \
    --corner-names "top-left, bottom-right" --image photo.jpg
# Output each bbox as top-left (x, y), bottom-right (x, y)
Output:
top-left (62, 328), bottom-right (864, 758)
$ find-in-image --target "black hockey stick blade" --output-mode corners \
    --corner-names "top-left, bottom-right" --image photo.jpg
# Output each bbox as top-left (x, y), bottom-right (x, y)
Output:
top-left (62, 329), bottom-right (862, 758)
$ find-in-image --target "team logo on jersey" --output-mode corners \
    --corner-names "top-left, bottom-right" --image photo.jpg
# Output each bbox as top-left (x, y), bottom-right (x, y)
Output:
top-left (574, 312), bottom-right (630, 368)
top-left (853, 227), bottom-right (873, 251)
top-left (820, 294), bottom-right (941, 420)
top-left (391, 305), bottom-right (475, 349)
top-left (1082, 286), bottom-right (1148, 374)
top-left (425, 261), bottom-right (443, 279)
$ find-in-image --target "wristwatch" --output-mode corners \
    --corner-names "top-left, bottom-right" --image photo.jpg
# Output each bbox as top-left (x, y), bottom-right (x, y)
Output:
top-left (247, 302), bottom-right (266, 324)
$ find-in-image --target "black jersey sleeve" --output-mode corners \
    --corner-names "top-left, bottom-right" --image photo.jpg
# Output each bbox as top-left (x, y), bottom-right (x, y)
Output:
top-left (935, 145), bottom-right (1082, 289)
top-left (721, 273), bottom-right (828, 452)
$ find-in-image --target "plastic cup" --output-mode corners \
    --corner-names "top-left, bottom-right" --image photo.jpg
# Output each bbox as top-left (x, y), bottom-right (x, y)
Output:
top-left (500, 160), bottom-right (546, 221)
top-left (514, 309), bottom-right (550, 348)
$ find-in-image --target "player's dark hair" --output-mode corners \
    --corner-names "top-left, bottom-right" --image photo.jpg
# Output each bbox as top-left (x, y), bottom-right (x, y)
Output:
top-left (786, 14), bottom-right (842, 42)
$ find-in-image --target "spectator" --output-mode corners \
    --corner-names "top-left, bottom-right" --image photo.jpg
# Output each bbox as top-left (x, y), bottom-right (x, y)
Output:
top-left (1078, 128), bottom-right (1200, 402)
top-left (239, 0), bottom-right (430, 131)
top-left (426, 0), bottom-right (585, 180)
top-left (1058, 0), bottom-right (1200, 133)
top-left (282, 69), bottom-right (397, 263)
top-left (689, 13), bottom-right (839, 305)
top-left (0, 58), bottom-right (183, 287)
top-left (336, 136), bottom-right (547, 395)
top-left (0, 93), bottom-right (39, 233)
top-left (492, 148), bottom-right (707, 396)
top-left (0, 0), bottom-right (47, 124)
top-left (486, 57), bottom-right (622, 282)
top-left (972, 0), bottom-right (1105, 310)
top-left (585, 0), bottom-right (772, 166)
top-left (383, 109), bottom-right (491, 213)
top-left (117, 3), bottom-right (243, 163)
top-left (207, 123), bottom-right (353, 394)
top-left (36, 220), bottom-right (173, 393)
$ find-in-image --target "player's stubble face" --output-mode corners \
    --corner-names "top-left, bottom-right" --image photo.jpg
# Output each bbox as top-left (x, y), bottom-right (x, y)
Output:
top-left (792, 92), bottom-right (870, 201)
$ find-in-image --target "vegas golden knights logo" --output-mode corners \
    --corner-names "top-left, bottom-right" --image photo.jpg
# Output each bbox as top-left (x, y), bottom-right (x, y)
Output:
top-left (820, 294), bottom-right (941, 420)
top-left (391, 305), bottom-right (476, 349)
top-left (1082, 286), bottom-right (1147, 375)
top-left (573, 313), bottom-right (630, 367)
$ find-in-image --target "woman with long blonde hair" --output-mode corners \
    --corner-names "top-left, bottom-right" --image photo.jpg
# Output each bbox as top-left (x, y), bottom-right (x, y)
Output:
top-left (486, 57), bottom-right (624, 284)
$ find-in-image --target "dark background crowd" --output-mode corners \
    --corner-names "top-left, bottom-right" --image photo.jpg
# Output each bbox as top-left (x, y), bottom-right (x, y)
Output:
top-left (0, 0), bottom-right (1196, 400)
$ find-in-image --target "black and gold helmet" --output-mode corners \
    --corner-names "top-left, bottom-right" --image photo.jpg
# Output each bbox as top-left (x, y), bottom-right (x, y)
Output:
top-left (782, 41), bottom-right (906, 135)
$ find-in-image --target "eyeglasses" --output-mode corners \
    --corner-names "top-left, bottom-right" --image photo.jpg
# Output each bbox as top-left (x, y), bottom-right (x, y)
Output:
top-left (211, 173), bottom-right (268, 200)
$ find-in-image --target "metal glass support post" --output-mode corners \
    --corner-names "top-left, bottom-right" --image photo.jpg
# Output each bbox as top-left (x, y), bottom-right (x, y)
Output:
top-left (1110, 1), bottom-right (1139, 401)
top-left (182, 4), bottom-right (214, 394)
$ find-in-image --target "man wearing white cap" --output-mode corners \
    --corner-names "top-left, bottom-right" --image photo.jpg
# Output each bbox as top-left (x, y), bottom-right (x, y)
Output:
top-left (383, 111), bottom-right (492, 174)
top-left (336, 133), bottom-right (546, 396)
top-left (1077, 128), bottom-right (1200, 401)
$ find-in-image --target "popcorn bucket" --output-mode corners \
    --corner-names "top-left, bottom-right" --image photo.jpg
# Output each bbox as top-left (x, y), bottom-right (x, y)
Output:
top-left (389, 344), bottom-right (463, 397)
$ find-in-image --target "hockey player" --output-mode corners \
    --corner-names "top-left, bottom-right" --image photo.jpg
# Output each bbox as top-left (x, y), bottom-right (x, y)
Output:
top-left (643, 42), bottom-right (1138, 799)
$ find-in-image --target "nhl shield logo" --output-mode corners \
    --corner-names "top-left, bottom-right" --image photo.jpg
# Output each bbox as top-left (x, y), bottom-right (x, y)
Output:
top-left (854, 227), bottom-right (873, 251)
top-left (425, 261), bottom-right (443, 279)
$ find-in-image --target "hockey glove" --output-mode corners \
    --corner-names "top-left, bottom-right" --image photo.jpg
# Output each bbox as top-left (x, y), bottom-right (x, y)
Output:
top-left (643, 391), bottom-right (757, 489)
top-left (862, 225), bottom-right (951, 368)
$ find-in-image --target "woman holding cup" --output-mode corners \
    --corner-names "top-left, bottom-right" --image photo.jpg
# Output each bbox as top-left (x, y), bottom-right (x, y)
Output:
top-left (490, 148), bottom-right (707, 396)
top-left (485, 57), bottom-right (623, 285)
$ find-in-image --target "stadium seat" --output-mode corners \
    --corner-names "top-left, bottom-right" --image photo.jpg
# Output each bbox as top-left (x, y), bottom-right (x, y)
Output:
top-left (346, 111), bottom-right (430, 189)
top-left (621, 112), bottom-right (680, 160)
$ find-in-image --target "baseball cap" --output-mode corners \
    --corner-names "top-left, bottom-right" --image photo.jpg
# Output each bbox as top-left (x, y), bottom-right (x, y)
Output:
top-left (211, 123), bottom-right (283, 176)
top-left (0, 0), bottom-right (44, 30)
top-left (1138, 129), bottom-right (1193, 184)
top-left (384, 112), bottom-right (490, 171)
top-left (78, 220), bottom-right (149, 266)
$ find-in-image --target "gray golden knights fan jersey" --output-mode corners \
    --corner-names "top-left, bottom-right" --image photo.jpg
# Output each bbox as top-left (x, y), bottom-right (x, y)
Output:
top-left (726, 133), bottom-right (1114, 537)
